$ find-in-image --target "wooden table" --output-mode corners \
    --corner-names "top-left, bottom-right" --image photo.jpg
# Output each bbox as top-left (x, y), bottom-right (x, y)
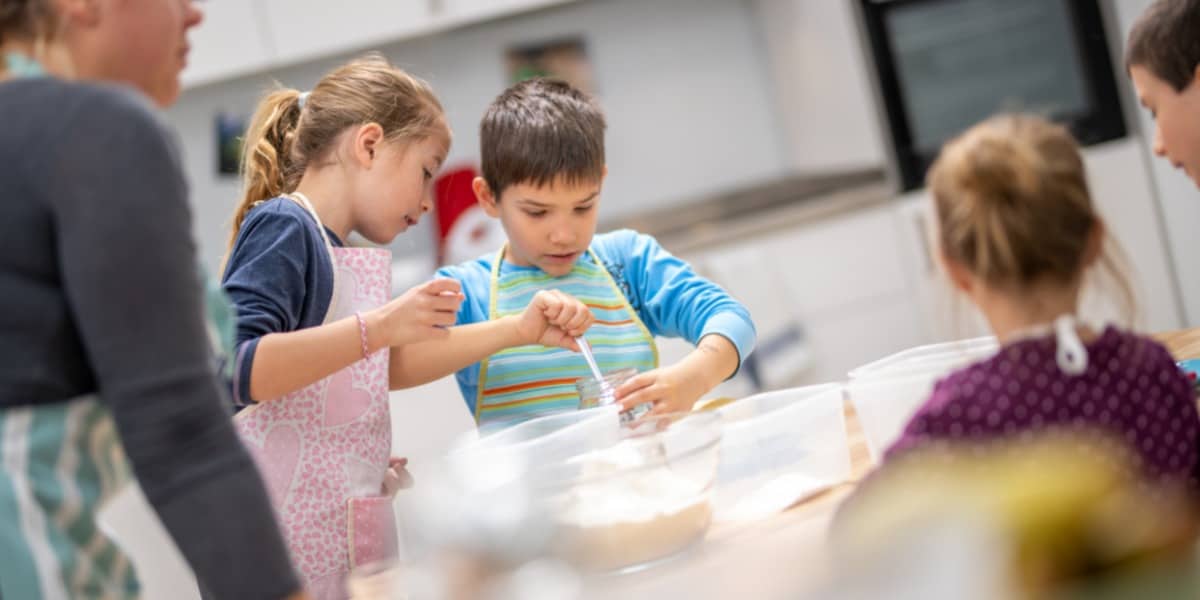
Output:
top-left (583, 327), bottom-right (1200, 599)
top-left (1156, 327), bottom-right (1200, 362)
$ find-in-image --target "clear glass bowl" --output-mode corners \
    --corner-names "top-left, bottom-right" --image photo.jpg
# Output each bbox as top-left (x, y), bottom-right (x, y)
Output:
top-left (529, 411), bottom-right (722, 573)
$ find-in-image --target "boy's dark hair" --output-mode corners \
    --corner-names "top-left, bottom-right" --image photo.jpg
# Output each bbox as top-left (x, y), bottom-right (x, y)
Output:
top-left (1126, 0), bottom-right (1200, 92)
top-left (479, 78), bottom-right (606, 198)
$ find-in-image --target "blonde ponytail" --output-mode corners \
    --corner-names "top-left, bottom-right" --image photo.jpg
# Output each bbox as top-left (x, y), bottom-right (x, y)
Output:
top-left (222, 88), bottom-right (303, 271)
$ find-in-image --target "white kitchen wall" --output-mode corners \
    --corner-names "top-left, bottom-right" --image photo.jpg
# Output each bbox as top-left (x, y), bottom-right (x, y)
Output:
top-left (752, 0), bottom-right (888, 174)
top-left (168, 0), bottom-right (790, 273)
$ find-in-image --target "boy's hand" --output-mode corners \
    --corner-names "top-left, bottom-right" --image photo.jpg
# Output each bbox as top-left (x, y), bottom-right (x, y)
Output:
top-left (616, 335), bottom-right (738, 416)
top-left (615, 364), bottom-right (705, 416)
top-left (515, 290), bottom-right (594, 351)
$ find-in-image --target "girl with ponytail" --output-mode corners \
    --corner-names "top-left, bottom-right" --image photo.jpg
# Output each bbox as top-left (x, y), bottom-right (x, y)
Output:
top-left (221, 54), bottom-right (594, 598)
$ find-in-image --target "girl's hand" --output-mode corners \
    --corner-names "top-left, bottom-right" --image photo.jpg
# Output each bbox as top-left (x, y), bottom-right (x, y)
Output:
top-left (382, 457), bottom-right (414, 496)
top-left (368, 279), bottom-right (464, 348)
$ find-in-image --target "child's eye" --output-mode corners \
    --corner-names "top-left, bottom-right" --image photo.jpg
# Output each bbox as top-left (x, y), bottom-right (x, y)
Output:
top-left (575, 204), bottom-right (594, 214)
top-left (525, 210), bottom-right (547, 218)
top-left (422, 168), bottom-right (433, 180)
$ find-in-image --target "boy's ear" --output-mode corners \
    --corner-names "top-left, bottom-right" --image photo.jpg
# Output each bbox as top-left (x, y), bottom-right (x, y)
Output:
top-left (473, 177), bottom-right (500, 218)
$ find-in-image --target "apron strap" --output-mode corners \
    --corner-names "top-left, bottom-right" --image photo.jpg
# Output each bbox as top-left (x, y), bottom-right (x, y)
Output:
top-left (285, 192), bottom-right (341, 326)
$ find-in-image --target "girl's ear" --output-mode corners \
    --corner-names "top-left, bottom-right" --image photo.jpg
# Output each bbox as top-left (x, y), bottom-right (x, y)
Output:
top-left (351, 122), bottom-right (385, 168)
top-left (940, 249), bottom-right (975, 296)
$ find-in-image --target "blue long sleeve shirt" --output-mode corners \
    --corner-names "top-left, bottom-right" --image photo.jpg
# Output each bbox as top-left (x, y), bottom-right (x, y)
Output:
top-left (436, 229), bottom-right (757, 412)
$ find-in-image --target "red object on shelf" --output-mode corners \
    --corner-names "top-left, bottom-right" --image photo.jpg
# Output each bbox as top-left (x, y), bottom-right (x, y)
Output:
top-left (432, 165), bottom-right (506, 266)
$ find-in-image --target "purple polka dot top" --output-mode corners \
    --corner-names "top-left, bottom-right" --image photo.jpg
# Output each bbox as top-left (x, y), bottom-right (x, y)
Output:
top-left (886, 327), bottom-right (1200, 485)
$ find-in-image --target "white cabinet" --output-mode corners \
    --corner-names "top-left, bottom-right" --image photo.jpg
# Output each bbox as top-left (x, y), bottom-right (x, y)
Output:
top-left (893, 191), bottom-right (990, 343)
top-left (183, 0), bottom-right (579, 88)
top-left (182, 0), bottom-right (274, 88)
top-left (752, 0), bottom-right (887, 174)
top-left (260, 0), bottom-right (433, 67)
top-left (1079, 139), bottom-right (1184, 331)
top-left (675, 199), bottom-right (927, 386)
top-left (434, 0), bottom-right (576, 26)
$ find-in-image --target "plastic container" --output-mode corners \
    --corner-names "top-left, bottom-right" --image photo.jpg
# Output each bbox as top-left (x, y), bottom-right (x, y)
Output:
top-left (846, 339), bottom-right (999, 462)
top-left (533, 412), bottom-right (721, 573)
top-left (711, 384), bottom-right (850, 521)
top-left (451, 407), bottom-right (622, 474)
top-left (848, 336), bottom-right (997, 380)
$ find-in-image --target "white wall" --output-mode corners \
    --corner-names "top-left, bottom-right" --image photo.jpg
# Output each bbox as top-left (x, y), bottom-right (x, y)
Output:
top-left (1110, 0), bottom-right (1200, 326)
top-left (168, 0), bottom-right (789, 273)
top-left (752, 0), bottom-right (887, 174)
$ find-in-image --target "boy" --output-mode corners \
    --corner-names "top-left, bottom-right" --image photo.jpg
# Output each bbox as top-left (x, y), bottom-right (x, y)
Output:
top-left (1126, 0), bottom-right (1200, 189)
top-left (432, 78), bottom-right (756, 427)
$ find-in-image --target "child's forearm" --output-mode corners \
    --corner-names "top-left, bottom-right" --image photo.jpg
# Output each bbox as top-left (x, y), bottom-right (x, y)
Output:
top-left (388, 317), bottom-right (524, 389)
top-left (248, 316), bottom-right (367, 402)
top-left (677, 334), bottom-right (739, 397)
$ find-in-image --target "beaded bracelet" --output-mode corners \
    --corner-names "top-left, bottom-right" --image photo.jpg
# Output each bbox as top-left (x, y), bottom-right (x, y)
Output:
top-left (354, 311), bottom-right (371, 359)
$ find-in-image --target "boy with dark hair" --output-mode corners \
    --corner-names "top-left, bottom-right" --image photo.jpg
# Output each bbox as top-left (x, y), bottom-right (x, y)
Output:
top-left (1126, 0), bottom-right (1200, 188)
top-left (436, 78), bottom-right (757, 427)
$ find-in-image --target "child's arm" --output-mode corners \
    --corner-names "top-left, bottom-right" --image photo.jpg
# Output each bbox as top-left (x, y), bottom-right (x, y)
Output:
top-left (388, 290), bottom-right (594, 389)
top-left (618, 333), bottom-right (739, 416)
top-left (248, 279), bottom-right (463, 402)
top-left (603, 231), bottom-right (757, 414)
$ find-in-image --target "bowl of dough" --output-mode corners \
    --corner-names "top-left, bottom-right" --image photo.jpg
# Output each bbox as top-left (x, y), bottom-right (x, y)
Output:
top-left (531, 411), bottom-right (722, 573)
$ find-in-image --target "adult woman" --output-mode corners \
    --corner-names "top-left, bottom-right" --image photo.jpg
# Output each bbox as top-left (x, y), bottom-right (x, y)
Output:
top-left (0, 1), bottom-right (305, 598)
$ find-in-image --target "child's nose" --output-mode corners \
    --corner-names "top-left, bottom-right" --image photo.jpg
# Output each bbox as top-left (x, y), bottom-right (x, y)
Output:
top-left (550, 227), bottom-right (575, 245)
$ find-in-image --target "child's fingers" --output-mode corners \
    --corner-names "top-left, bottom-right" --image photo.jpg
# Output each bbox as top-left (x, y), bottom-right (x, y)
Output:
top-left (615, 372), bottom-right (655, 403)
top-left (618, 384), bottom-right (660, 412)
top-left (422, 278), bottom-right (462, 296)
top-left (563, 306), bottom-right (592, 335)
top-left (553, 333), bottom-right (580, 352)
top-left (535, 290), bottom-right (564, 320)
top-left (428, 293), bottom-right (462, 313)
top-left (550, 300), bottom-right (579, 326)
top-left (427, 311), bottom-right (457, 328)
top-left (423, 324), bottom-right (451, 339)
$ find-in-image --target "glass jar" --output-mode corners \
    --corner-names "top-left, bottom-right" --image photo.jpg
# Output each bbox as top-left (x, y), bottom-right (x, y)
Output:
top-left (575, 368), bottom-right (650, 424)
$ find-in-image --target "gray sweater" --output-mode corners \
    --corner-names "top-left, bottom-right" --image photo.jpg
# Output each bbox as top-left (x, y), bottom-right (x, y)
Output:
top-left (0, 77), bottom-right (300, 599)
